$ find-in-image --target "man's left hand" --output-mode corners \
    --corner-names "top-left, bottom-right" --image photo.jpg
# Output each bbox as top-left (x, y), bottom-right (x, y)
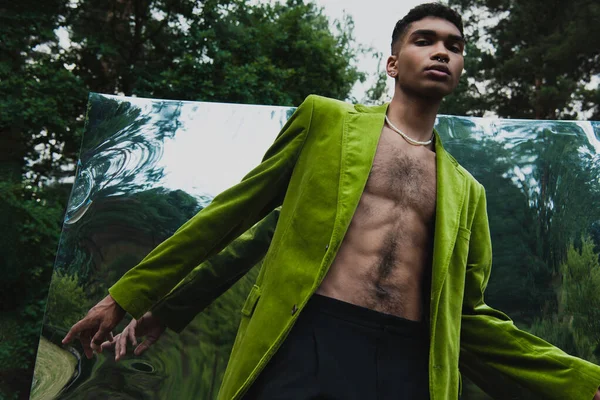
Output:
top-left (594, 389), bottom-right (600, 400)
top-left (62, 294), bottom-right (126, 358)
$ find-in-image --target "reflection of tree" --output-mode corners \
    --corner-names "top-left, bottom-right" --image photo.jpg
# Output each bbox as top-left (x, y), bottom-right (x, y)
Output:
top-left (82, 95), bottom-right (146, 153)
top-left (61, 265), bottom-right (260, 400)
top-left (53, 180), bottom-right (274, 399)
top-left (57, 188), bottom-right (202, 296)
top-left (58, 95), bottom-right (190, 293)
top-left (510, 126), bottom-right (600, 269)
top-left (530, 236), bottom-right (600, 364)
top-left (55, 95), bottom-right (269, 398)
top-left (440, 118), bottom-right (600, 400)
top-left (76, 95), bottom-right (183, 200)
top-left (58, 189), bottom-right (262, 399)
top-left (44, 271), bottom-right (91, 330)
top-left (442, 119), bottom-right (542, 321)
top-left (442, 119), bottom-right (600, 324)
top-left (501, 125), bottom-right (600, 320)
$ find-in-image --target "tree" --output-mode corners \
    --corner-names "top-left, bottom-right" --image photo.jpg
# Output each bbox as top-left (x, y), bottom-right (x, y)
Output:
top-left (1, 0), bottom-right (367, 398)
top-left (0, 0), bottom-right (86, 186)
top-left (65, 0), bottom-right (365, 106)
top-left (447, 0), bottom-right (600, 120)
top-left (0, 181), bottom-right (63, 399)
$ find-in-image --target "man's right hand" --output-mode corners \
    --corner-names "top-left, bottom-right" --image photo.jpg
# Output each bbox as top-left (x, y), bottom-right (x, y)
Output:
top-left (100, 312), bottom-right (166, 361)
top-left (62, 294), bottom-right (126, 359)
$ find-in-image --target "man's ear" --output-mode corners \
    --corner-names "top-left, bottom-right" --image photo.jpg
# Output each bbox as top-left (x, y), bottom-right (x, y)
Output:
top-left (386, 54), bottom-right (398, 78)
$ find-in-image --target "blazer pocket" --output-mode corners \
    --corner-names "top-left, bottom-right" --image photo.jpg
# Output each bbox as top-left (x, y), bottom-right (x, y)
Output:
top-left (241, 284), bottom-right (262, 317)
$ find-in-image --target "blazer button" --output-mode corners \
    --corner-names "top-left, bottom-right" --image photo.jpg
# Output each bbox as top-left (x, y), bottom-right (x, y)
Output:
top-left (325, 244), bottom-right (329, 250)
top-left (291, 304), bottom-right (298, 315)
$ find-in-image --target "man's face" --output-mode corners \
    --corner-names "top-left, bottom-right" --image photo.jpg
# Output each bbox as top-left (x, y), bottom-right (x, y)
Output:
top-left (388, 16), bottom-right (465, 99)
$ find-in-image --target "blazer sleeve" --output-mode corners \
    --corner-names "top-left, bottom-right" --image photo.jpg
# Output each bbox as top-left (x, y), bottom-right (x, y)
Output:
top-left (459, 184), bottom-right (600, 399)
top-left (108, 96), bottom-right (315, 319)
top-left (150, 208), bottom-right (280, 333)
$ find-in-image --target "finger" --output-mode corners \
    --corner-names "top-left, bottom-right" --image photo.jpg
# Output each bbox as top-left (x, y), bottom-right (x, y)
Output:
top-left (134, 339), bottom-right (153, 356)
top-left (114, 332), bottom-right (121, 361)
top-left (136, 332), bottom-right (160, 356)
top-left (100, 335), bottom-right (117, 351)
top-left (63, 318), bottom-right (94, 344)
top-left (116, 328), bottom-right (128, 361)
top-left (128, 325), bottom-right (137, 347)
top-left (91, 325), bottom-right (111, 353)
top-left (119, 329), bottom-right (128, 360)
top-left (115, 331), bottom-right (121, 361)
top-left (100, 340), bottom-right (115, 350)
top-left (80, 330), bottom-right (94, 359)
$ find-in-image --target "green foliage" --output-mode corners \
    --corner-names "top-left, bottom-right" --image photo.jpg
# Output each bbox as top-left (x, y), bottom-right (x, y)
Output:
top-left (0, 300), bottom-right (47, 399)
top-left (128, 0), bottom-right (366, 105)
top-left (558, 237), bottom-right (600, 360)
top-left (57, 187), bottom-right (202, 289)
top-left (447, 0), bottom-right (600, 119)
top-left (0, 0), bottom-right (86, 184)
top-left (63, 0), bottom-right (365, 106)
top-left (0, 181), bottom-right (64, 398)
top-left (362, 53), bottom-right (390, 106)
top-left (529, 236), bottom-right (600, 363)
top-left (45, 271), bottom-right (91, 330)
top-left (2, 0), bottom-right (365, 396)
top-left (446, 117), bottom-right (600, 327)
top-left (0, 182), bottom-right (62, 311)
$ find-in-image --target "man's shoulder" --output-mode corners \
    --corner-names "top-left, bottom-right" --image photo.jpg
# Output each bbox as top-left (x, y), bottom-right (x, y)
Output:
top-left (459, 164), bottom-right (482, 189)
top-left (302, 95), bottom-right (364, 114)
top-left (444, 150), bottom-right (484, 191)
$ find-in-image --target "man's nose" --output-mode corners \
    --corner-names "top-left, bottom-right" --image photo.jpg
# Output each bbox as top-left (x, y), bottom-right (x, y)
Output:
top-left (431, 43), bottom-right (449, 62)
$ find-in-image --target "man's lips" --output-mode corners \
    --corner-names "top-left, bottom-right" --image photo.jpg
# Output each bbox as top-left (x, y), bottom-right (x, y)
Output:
top-left (425, 64), bottom-right (451, 76)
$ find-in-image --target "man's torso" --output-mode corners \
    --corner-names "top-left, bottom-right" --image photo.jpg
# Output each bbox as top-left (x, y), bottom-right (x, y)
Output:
top-left (316, 124), bottom-right (437, 321)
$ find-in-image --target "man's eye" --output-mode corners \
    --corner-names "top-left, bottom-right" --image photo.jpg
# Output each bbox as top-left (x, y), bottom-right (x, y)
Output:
top-left (415, 40), bottom-right (430, 46)
top-left (449, 45), bottom-right (462, 53)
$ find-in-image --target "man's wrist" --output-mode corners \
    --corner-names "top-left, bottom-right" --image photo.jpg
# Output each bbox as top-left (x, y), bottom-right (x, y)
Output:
top-left (108, 294), bottom-right (125, 311)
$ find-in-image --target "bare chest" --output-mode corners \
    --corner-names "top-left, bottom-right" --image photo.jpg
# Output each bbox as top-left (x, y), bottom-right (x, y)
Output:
top-left (318, 129), bottom-right (438, 320)
top-left (365, 129), bottom-right (437, 219)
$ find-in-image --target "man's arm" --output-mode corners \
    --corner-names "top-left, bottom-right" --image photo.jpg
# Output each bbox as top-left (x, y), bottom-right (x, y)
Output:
top-left (63, 96), bottom-right (315, 352)
top-left (459, 185), bottom-right (600, 399)
top-left (151, 207), bottom-right (280, 333)
top-left (99, 208), bottom-right (280, 361)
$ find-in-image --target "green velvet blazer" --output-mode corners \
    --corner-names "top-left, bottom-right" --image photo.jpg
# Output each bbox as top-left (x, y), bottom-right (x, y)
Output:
top-left (109, 95), bottom-right (600, 400)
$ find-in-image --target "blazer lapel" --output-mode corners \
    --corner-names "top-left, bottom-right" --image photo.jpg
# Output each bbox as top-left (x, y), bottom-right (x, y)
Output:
top-left (331, 104), bottom-right (388, 248)
top-left (430, 132), bottom-right (466, 327)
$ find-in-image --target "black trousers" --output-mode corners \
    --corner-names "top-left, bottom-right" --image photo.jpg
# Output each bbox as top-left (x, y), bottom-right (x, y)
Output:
top-left (243, 294), bottom-right (431, 400)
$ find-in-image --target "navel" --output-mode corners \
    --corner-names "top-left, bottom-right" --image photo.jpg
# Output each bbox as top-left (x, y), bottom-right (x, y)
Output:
top-left (375, 283), bottom-right (389, 299)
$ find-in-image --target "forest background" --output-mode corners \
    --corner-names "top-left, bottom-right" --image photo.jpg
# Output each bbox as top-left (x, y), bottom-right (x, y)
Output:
top-left (1, 0), bottom-right (600, 398)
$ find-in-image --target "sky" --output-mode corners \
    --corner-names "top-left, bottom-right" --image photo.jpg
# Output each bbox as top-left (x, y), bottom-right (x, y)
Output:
top-left (308, 0), bottom-right (431, 101)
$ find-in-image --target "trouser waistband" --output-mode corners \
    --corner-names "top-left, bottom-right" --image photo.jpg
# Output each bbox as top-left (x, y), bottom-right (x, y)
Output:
top-left (304, 293), bottom-right (429, 339)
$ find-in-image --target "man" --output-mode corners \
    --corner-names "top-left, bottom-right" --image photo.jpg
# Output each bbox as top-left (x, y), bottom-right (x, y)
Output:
top-left (63, 3), bottom-right (600, 399)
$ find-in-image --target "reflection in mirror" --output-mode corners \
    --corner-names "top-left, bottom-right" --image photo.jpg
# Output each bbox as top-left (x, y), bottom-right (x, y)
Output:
top-left (32, 94), bottom-right (600, 399)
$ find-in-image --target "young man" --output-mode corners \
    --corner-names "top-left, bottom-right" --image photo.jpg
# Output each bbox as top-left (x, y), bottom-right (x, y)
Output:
top-left (63, 3), bottom-right (600, 399)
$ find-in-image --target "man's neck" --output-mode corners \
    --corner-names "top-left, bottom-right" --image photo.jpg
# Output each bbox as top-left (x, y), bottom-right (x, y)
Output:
top-left (386, 89), bottom-right (441, 146)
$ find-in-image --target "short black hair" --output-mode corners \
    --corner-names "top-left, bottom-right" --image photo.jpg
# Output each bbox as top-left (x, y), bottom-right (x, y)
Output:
top-left (391, 3), bottom-right (464, 54)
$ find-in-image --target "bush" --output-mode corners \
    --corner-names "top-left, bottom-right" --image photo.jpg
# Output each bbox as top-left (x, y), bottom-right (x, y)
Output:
top-left (44, 271), bottom-right (91, 330)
